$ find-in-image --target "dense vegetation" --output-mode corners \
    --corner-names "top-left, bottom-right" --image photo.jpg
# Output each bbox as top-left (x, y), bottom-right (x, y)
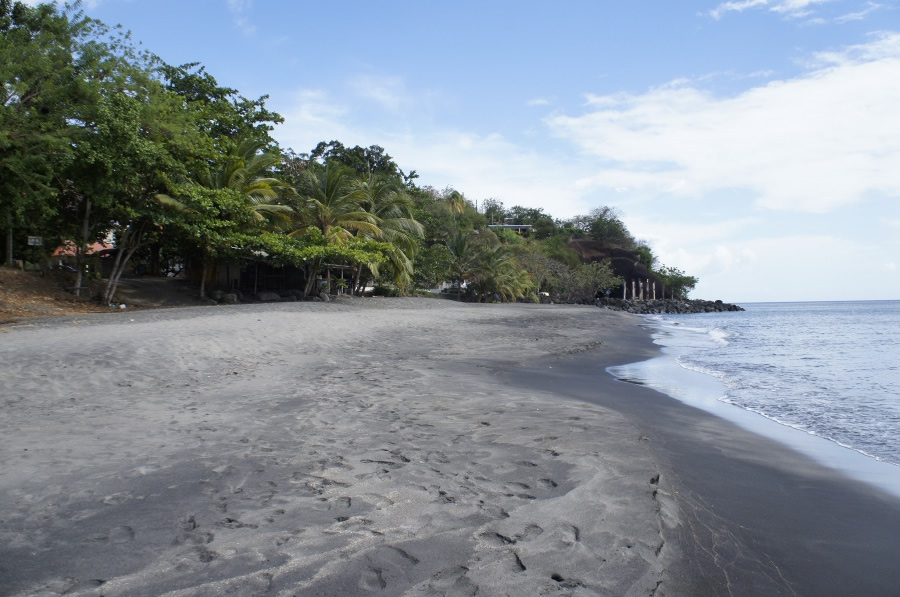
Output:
top-left (1, 1), bottom-right (697, 303)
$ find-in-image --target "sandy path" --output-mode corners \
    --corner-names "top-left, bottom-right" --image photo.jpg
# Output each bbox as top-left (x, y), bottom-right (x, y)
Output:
top-left (0, 299), bottom-right (672, 596)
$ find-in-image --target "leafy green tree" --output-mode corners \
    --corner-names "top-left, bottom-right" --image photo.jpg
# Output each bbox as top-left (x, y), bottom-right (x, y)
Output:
top-left (513, 246), bottom-right (565, 294)
top-left (634, 242), bottom-right (656, 269)
top-left (160, 184), bottom-right (258, 297)
top-left (0, 0), bottom-right (89, 265)
top-left (306, 140), bottom-right (417, 184)
top-left (64, 52), bottom-right (210, 304)
top-left (411, 242), bottom-right (452, 290)
top-left (569, 206), bottom-right (635, 248)
top-left (554, 261), bottom-right (621, 303)
top-left (656, 265), bottom-right (698, 299)
top-left (505, 205), bottom-right (545, 225)
top-left (160, 61), bottom-right (283, 151)
top-left (481, 198), bottom-right (505, 224)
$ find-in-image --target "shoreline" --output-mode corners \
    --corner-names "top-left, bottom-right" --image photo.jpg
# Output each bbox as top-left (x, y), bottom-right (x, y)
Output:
top-left (613, 343), bottom-right (900, 499)
top-left (509, 349), bottom-right (900, 595)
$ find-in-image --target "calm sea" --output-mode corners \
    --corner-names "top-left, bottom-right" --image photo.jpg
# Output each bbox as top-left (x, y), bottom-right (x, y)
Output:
top-left (609, 301), bottom-right (900, 494)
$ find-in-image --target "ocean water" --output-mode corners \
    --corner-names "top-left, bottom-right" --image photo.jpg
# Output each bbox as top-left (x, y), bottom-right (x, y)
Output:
top-left (609, 301), bottom-right (900, 494)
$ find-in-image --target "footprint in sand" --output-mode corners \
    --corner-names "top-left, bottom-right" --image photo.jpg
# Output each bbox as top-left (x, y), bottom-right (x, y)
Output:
top-left (101, 492), bottom-right (132, 505)
top-left (424, 565), bottom-right (480, 594)
top-left (358, 546), bottom-right (420, 591)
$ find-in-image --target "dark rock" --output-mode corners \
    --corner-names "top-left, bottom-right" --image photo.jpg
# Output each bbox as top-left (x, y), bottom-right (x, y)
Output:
top-left (256, 291), bottom-right (281, 302)
top-left (597, 298), bottom-right (743, 314)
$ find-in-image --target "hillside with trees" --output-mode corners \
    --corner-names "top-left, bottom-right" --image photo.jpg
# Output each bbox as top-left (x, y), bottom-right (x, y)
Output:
top-left (1, 1), bottom-right (697, 305)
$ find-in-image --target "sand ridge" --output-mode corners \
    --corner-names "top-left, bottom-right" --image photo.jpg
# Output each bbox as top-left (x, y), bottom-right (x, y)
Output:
top-left (0, 299), bottom-right (675, 596)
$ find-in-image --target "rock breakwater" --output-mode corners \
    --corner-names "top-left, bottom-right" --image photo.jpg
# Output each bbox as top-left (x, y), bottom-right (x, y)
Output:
top-left (598, 298), bottom-right (744, 314)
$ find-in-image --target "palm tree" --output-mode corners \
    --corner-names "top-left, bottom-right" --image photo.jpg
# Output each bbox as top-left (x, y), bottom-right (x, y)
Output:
top-left (289, 165), bottom-right (382, 296)
top-left (292, 165), bottom-right (379, 242)
top-left (468, 244), bottom-right (531, 302)
top-left (354, 174), bottom-right (424, 291)
top-left (446, 189), bottom-right (468, 216)
top-left (194, 137), bottom-right (294, 227)
top-left (445, 229), bottom-right (483, 300)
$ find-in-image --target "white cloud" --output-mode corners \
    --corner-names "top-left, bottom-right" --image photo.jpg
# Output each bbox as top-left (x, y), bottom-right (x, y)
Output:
top-left (271, 89), bottom-right (353, 152)
top-left (271, 87), bottom-right (593, 216)
top-left (527, 98), bottom-right (552, 107)
top-left (625, 214), bottom-right (761, 276)
top-left (225, 0), bottom-right (256, 35)
top-left (835, 2), bottom-right (881, 23)
top-left (681, 234), bottom-right (896, 302)
top-left (709, 0), bottom-right (831, 19)
top-left (348, 75), bottom-right (413, 113)
top-left (546, 33), bottom-right (900, 214)
top-left (387, 131), bottom-right (590, 216)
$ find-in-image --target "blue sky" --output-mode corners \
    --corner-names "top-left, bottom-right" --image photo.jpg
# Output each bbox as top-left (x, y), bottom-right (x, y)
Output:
top-left (31, 0), bottom-right (900, 301)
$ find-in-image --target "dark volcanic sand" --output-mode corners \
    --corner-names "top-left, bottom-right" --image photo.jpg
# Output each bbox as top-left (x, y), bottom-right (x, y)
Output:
top-left (509, 349), bottom-right (900, 596)
top-left (1, 300), bottom-right (671, 596)
top-left (4, 298), bottom-right (898, 596)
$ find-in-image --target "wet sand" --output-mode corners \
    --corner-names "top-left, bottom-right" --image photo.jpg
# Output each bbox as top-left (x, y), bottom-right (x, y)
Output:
top-left (1, 299), bottom-right (672, 596)
top-left (511, 352), bottom-right (900, 595)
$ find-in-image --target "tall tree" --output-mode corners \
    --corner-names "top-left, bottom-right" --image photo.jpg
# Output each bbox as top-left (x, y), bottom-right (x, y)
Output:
top-left (288, 165), bottom-right (380, 296)
top-left (354, 174), bottom-right (423, 291)
top-left (159, 61), bottom-right (283, 154)
top-left (444, 229), bottom-right (495, 300)
top-left (481, 198), bottom-right (505, 224)
top-left (63, 34), bottom-right (209, 304)
top-left (0, 0), bottom-right (89, 265)
top-left (569, 206), bottom-right (635, 248)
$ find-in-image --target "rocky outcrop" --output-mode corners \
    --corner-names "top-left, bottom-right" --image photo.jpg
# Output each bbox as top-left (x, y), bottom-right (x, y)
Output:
top-left (597, 298), bottom-right (744, 314)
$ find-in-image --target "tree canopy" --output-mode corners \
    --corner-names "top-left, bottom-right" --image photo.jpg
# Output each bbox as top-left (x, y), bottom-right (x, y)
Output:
top-left (1, 1), bottom-right (698, 303)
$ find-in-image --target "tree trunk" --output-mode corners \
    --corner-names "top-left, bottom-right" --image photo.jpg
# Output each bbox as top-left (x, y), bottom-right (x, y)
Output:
top-left (303, 261), bottom-right (319, 297)
top-left (74, 196), bottom-right (91, 298)
top-left (199, 262), bottom-right (208, 299)
top-left (352, 263), bottom-right (363, 296)
top-left (5, 208), bottom-right (12, 268)
top-left (102, 223), bottom-right (144, 305)
top-left (149, 243), bottom-right (161, 276)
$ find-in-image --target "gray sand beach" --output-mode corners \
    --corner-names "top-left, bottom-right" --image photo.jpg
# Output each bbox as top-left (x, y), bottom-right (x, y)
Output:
top-left (3, 298), bottom-right (900, 596)
top-left (1, 300), bottom-right (672, 596)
